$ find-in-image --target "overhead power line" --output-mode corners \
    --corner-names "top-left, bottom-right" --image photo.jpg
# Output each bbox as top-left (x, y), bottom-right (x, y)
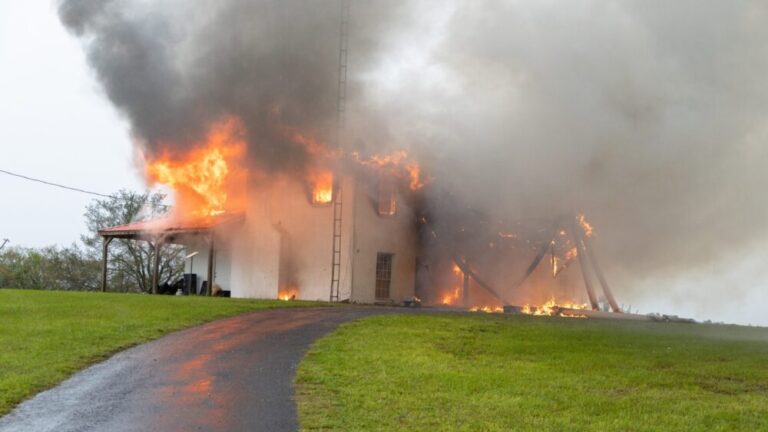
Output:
top-left (0, 168), bottom-right (114, 199)
top-left (0, 168), bottom-right (171, 210)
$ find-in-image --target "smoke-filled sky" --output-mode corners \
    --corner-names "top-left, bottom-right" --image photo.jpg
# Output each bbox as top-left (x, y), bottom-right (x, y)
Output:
top-left (4, 0), bottom-right (768, 325)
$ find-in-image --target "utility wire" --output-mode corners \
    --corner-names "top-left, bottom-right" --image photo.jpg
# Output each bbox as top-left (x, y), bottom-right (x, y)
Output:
top-left (0, 168), bottom-right (171, 210)
top-left (0, 168), bottom-right (115, 199)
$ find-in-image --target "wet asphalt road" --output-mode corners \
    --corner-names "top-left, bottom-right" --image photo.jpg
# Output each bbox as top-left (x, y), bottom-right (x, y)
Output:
top-left (0, 307), bottom-right (396, 432)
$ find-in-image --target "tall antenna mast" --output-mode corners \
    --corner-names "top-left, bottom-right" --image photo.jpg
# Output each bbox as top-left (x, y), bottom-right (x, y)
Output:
top-left (329, 0), bottom-right (350, 302)
top-left (0, 239), bottom-right (9, 251)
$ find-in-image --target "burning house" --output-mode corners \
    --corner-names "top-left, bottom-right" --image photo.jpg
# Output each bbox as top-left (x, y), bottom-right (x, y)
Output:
top-left (98, 119), bottom-right (423, 303)
top-left (71, 0), bottom-right (632, 314)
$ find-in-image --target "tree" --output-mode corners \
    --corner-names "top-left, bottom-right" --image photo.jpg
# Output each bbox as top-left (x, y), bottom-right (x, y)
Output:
top-left (0, 245), bottom-right (100, 290)
top-left (81, 190), bottom-right (184, 293)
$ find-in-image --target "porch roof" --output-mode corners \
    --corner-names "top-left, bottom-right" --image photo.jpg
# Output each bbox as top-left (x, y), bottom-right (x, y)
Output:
top-left (98, 212), bottom-right (245, 240)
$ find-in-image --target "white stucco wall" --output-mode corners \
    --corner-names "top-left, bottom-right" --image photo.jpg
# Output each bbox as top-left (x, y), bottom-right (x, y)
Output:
top-left (223, 175), bottom-right (355, 301)
top-left (349, 178), bottom-right (418, 304)
top-left (180, 174), bottom-right (416, 303)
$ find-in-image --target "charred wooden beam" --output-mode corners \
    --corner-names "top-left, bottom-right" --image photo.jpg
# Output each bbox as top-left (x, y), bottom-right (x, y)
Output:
top-left (581, 234), bottom-right (622, 313)
top-left (452, 256), bottom-right (505, 305)
top-left (505, 219), bottom-right (561, 293)
top-left (571, 222), bottom-right (600, 311)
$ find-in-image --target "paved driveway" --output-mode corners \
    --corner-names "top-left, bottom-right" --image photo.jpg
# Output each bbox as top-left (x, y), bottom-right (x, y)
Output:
top-left (0, 307), bottom-right (395, 432)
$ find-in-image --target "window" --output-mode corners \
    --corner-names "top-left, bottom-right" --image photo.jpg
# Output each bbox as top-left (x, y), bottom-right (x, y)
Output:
top-left (375, 253), bottom-right (393, 299)
top-left (310, 171), bottom-right (334, 205)
top-left (378, 178), bottom-right (397, 216)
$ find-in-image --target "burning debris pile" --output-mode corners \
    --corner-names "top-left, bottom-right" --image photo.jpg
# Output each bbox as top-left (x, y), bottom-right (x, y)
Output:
top-left (421, 205), bottom-right (621, 317)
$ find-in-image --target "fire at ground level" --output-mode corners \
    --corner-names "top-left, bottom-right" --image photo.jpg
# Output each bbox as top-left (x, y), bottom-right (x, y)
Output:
top-left (95, 200), bottom-right (698, 322)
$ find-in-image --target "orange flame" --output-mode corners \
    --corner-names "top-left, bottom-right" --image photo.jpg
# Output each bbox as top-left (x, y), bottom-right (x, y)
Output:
top-left (308, 169), bottom-right (333, 204)
top-left (439, 263), bottom-right (465, 305)
top-left (578, 214), bottom-right (594, 237)
top-left (279, 287), bottom-right (298, 301)
top-left (441, 287), bottom-right (461, 305)
top-left (405, 163), bottom-right (423, 190)
top-left (521, 297), bottom-right (588, 317)
top-left (283, 128), bottom-right (426, 195)
top-left (352, 150), bottom-right (426, 191)
top-left (146, 117), bottom-right (247, 218)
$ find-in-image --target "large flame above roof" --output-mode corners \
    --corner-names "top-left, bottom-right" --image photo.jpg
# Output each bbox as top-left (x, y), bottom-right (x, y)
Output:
top-left (146, 117), bottom-right (248, 219)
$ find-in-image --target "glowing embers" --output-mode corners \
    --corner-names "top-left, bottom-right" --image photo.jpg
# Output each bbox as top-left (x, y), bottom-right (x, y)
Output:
top-left (308, 169), bottom-right (334, 205)
top-left (146, 117), bottom-right (247, 218)
top-left (468, 305), bottom-right (504, 313)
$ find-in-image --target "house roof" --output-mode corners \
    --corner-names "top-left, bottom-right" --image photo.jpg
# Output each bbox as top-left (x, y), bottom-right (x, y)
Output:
top-left (98, 212), bottom-right (245, 239)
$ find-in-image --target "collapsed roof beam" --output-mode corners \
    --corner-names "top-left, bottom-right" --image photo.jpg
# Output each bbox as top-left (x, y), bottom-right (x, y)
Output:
top-left (580, 230), bottom-right (622, 313)
top-left (452, 256), bottom-right (506, 305)
top-left (570, 220), bottom-right (600, 311)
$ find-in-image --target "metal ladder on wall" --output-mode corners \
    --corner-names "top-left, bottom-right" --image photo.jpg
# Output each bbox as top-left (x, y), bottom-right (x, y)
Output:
top-left (329, 0), bottom-right (350, 302)
top-left (330, 188), bottom-right (343, 302)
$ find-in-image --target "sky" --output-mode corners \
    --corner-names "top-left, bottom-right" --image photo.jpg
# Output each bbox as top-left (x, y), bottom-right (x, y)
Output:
top-left (0, 1), bottom-right (143, 248)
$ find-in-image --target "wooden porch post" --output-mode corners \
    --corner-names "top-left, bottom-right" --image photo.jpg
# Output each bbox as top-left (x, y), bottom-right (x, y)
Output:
top-left (101, 237), bottom-right (113, 293)
top-left (152, 237), bottom-right (163, 294)
top-left (207, 234), bottom-right (215, 296)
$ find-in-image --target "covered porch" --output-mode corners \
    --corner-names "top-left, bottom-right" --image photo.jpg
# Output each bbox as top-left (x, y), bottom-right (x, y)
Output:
top-left (97, 213), bottom-right (245, 294)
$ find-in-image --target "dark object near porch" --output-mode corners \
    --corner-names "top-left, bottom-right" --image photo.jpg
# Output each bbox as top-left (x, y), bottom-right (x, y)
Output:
top-left (403, 296), bottom-right (422, 307)
top-left (183, 273), bottom-right (198, 295)
top-left (157, 282), bottom-right (175, 295)
top-left (97, 213), bottom-right (245, 295)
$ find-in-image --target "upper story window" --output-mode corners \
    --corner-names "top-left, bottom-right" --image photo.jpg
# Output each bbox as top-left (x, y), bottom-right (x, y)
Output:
top-left (310, 170), bottom-right (333, 206)
top-left (378, 178), bottom-right (396, 216)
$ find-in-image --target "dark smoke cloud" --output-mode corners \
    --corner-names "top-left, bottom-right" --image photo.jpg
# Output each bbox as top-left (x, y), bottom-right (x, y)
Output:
top-left (60, 0), bottom-right (768, 321)
top-left (58, 0), bottom-right (402, 171)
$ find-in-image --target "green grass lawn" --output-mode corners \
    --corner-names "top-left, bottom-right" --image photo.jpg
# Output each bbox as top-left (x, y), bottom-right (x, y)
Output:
top-left (0, 288), bottom-right (321, 416)
top-left (296, 313), bottom-right (768, 431)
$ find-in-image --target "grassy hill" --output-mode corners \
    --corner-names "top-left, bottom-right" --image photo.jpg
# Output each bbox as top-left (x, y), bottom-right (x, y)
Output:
top-left (296, 313), bottom-right (768, 431)
top-left (0, 289), bottom-right (320, 416)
